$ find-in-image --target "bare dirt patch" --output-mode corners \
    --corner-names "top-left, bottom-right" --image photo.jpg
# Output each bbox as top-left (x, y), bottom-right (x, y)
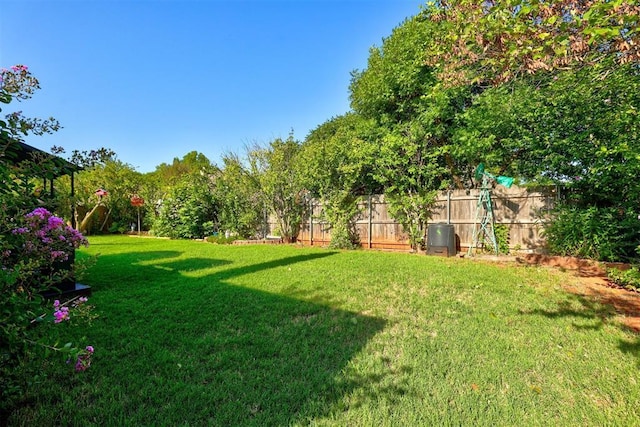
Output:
top-left (517, 254), bottom-right (640, 332)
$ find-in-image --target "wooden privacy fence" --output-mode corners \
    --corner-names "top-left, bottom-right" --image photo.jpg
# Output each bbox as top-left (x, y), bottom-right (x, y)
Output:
top-left (287, 185), bottom-right (557, 252)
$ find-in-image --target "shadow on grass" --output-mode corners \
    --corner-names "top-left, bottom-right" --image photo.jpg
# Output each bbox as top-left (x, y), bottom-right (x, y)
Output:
top-left (524, 295), bottom-right (615, 331)
top-left (73, 249), bottom-right (387, 425)
top-left (210, 252), bottom-right (336, 281)
top-left (523, 293), bottom-right (640, 365)
top-left (618, 338), bottom-right (640, 367)
top-left (126, 250), bottom-right (183, 262)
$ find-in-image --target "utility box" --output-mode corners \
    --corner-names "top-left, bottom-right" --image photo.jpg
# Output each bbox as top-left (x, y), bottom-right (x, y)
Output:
top-left (426, 223), bottom-right (456, 257)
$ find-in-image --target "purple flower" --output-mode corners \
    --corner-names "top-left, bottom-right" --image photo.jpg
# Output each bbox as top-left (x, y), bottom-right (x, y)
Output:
top-left (47, 216), bottom-right (65, 230)
top-left (51, 250), bottom-right (69, 261)
top-left (26, 207), bottom-right (50, 219)
top-left (53, 306), bottom-right (70, 323)
top-left (75, 358), bottom-right (88, 372)
top-left (75, 348), bottom-right (93, 372)
top-left (54, 310), bottom-right (68, 323)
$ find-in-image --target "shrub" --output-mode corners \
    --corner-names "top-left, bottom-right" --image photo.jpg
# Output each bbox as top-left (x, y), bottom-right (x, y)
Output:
top-left (0, 207), bottom-right (94, 417)
top-left (490, 224), bottom-right (510, 255)
top-left (543, 205), bottom-right (640, 262)
top-left (386, 190), bottom-right (437, 251)
top-left (153, 175), bottom-right (219, 239)
top-left (108, 221), bottom-right (129, 234)
top-left (607, 266), bottom-right (640, 291)
top-left (1, 64), bottom-right (96, 418)
top-left (328, 224), bottom-right (360, 250)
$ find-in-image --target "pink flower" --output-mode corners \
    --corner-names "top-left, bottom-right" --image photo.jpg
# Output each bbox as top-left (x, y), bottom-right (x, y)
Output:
top-left (72, 296), bottom-right (88, 307)
top-left (51, 250), bottom-right (68, 261)
top-left (54, 312), bottom-right (66, 323)
top-left (74, 347), bottom-right (94, 372)
top-left (53, 306), bottom-right (70, 323)
top-left (75, 358), bottom-right (89, 372)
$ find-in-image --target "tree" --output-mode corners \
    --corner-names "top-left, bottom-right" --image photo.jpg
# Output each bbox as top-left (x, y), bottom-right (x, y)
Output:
top-left (349, 10), bottom-right (478, 187)
top-left (67, 147), bottom-right (117, 169)
top-left (153, 173), bottom-right (219, 239)
top-left (215, 152), bottom-right (263, 238)
top-left (250, 134), bottom-right (306, 243)
top-left (153, 151), bottom-right (215, 186)
top-left (425, 0), bottom-right (640, 86)
top-left (56, 156), bottom-right (143, 234)
top-left (455, 64), bottom-right (640, 261)
top-left (300, 113), bottom-right (380, 248)
top-left (350, 12), bottom-right (438, 126)
top-left (1, 65), bottom-right (61, 142)
top-left (349, 12), bottom-right (460, 249)
top-left (458, 64), bottom-right (640, 207)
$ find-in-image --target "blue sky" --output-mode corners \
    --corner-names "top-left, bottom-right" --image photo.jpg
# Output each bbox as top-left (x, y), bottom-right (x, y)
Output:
top-left (1, 0), bottom-right (424, 172)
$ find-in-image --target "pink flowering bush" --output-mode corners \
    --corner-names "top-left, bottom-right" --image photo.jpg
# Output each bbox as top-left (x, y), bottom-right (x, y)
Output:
top-left (4, 207), bottom-right (88, 293)
top-left (48, 297), bottom-right (96, 372)
top-left (13, 207), bottom-right (88, 260)
top-left (1, 206), bottom-right (95, 414)
top-left (1, 65), bottom-right (95, 417)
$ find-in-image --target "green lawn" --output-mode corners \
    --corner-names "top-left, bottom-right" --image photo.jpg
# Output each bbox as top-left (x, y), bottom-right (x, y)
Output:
top-left (11, 235), bottom-right (640, 426)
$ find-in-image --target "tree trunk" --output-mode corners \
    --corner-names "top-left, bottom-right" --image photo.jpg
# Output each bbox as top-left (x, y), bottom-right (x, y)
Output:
top-left (100, 208), bottom-right (112, 232)
top-left (77, 203), bottom-right (103, 234)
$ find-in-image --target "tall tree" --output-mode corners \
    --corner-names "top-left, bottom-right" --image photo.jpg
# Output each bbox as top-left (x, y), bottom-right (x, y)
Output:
top-left (215, 152), bottom-right (263, 238)
top-left (300, 113), bottom-right (380, 248)
top-left (153, 151), bottom-right (215, 186)
top-left (250, 134), bottom-right (306, 243)
top-left (426, 0), bottom-right (639, 86)
top-left (349, 12), bottom-right (462, 249)
top-left (457, 64), bottom-right (640, 208)
top-left (56, 157), bottom-right (142, 233)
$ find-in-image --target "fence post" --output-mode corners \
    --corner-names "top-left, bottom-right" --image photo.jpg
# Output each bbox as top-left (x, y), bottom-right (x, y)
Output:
top-left (309, 200), bottom-right (314, 246)
top-left (263, 203), bottom-right (268, 239)
top-left (447, 190), bottom-right (451, 225)
top-left (368, 194), bottom-right (373, 249)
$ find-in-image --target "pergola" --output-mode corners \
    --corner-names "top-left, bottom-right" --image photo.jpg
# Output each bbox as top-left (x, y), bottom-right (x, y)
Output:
top-left (4, 140), bottom-right (82, 228)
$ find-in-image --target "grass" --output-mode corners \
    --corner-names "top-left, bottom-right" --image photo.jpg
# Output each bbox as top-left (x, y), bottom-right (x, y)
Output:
top-left (10, 235), bottom-right (640, 426)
